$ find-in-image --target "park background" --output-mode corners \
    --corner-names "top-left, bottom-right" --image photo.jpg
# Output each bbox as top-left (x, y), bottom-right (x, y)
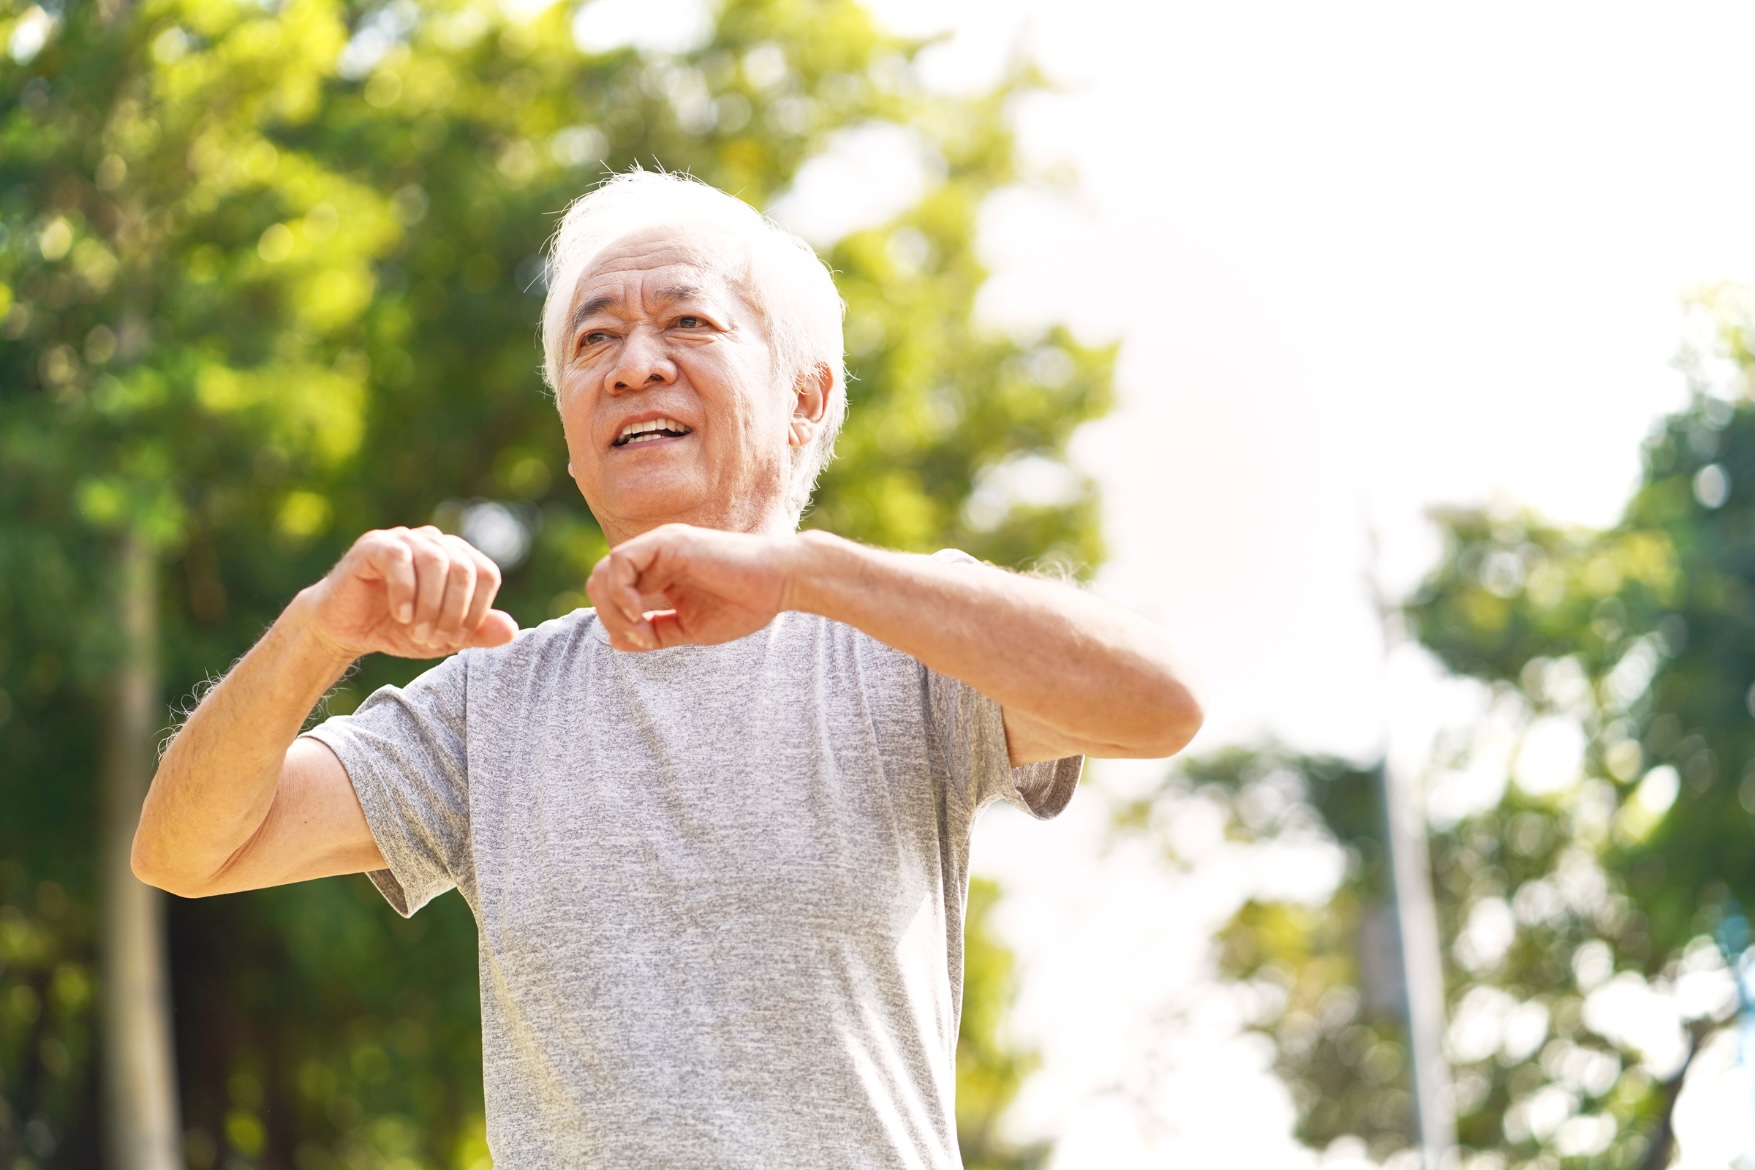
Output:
top-left (1, 0), bottom-right (1750, 1167)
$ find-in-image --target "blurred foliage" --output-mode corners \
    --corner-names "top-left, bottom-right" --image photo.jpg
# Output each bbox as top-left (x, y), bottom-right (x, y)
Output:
top-left (1114, 746), bottom-right (1417, 1162)
top-left (959, 877), bottom-right (1049, 1170)
top-left (0, 869), bottom-right (99, 1167)
top-left (1204, 749), bottom-right (1416, 1157)
top-left (0, 0), bottom-right (1114, 1164)
top-left (1396, 287), bottom-right (1753, 1170)
top-left (1119, 289), bottom-right (1754, 1170)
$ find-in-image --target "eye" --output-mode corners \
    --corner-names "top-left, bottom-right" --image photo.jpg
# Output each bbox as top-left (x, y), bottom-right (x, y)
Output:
top-left (578, 328), bottom-right (611, 349)
top-left (676, 315), bottom-right (703, 329)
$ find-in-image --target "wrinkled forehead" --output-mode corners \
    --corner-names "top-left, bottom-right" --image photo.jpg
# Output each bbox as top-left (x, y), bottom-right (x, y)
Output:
top-left (570, 222), bottom-right (760, 313)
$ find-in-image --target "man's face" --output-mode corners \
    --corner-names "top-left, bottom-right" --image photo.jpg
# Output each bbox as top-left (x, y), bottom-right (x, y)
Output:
top-left (557, 225), bottom-right (800, 543)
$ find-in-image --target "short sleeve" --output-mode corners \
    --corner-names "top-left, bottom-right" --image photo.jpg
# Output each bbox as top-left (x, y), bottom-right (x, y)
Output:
top-left (301, 653), bottom-right (473, 916)
top-left (926, 667), bottom-right (1082, 818)
top-left (925, 549), bottom-right (1084, 819)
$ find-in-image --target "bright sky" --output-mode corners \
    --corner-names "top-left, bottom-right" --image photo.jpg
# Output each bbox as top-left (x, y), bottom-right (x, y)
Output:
top-left (833, 2), bottom-right (1755, 1167)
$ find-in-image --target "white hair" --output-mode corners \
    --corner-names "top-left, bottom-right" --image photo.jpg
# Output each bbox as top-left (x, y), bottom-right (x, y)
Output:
top-left (539, 170), bottom-right (847, 524)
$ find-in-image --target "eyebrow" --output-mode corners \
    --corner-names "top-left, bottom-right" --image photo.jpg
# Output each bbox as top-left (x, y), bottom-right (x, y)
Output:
top-left (567, 284), bottom-right (709, 337)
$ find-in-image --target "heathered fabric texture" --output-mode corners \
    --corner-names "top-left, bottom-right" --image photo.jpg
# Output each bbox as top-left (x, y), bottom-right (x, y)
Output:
top-left (302, 561), bottom-right (1081, 1169)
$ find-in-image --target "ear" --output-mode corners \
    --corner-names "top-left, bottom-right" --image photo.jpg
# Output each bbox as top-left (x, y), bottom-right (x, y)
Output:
top-left (788, 364), bottom-right (833, 450)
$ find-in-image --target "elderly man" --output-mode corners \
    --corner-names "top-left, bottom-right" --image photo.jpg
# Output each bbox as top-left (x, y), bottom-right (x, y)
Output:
top-left (134, 171), bottom-right (1200, 1168)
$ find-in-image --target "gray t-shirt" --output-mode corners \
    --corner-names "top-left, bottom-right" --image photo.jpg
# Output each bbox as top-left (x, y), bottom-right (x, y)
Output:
top-left (303, 569), bottom-right (1081, 1169)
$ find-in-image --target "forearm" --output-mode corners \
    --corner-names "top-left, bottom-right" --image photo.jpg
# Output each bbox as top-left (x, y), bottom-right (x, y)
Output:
top-left (786, 532), bottom-right (1200, 757)
top-left (132, 588), bottom-right (357, 893)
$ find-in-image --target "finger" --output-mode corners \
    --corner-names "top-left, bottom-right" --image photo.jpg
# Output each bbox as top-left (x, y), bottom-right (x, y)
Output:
top-left (459, 547), bottom-right (503, 641)
top-left (408, 533), bottom-right (450, 644)
top-left (583, 559), bottom-right (624, 641)
top-left (586, 553), bottom-right (648, 650)
top-left (645, 608), bottom-right (685, 649)
top-left (608, 549), bottom-right (647, 625)
top-left (433, 538), bottom-right (478, 644)
top-left (356, 530), bottom-right (418, 624)
top-left (608, 551), bottom-right (659, 649)
top-left (584, 557), bottom-right (617, 624)
top-left (466, 609), bottom-right (519, 648)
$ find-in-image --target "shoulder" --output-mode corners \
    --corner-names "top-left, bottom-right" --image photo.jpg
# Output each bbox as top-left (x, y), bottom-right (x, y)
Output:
top-left (451, 606), bottom-right (604, 683)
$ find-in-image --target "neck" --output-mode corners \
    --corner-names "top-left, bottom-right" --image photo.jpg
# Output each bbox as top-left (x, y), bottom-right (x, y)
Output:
top-left (596, 497), bottom-right (796, 546)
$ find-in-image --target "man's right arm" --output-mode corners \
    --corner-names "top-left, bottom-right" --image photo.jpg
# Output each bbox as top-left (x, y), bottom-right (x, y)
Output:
top-left (132, 526), bottom-right (517, 899)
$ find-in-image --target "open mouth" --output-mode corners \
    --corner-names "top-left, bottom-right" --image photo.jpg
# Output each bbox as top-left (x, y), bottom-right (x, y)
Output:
top-left (613, 418), bottom-right (693, 447)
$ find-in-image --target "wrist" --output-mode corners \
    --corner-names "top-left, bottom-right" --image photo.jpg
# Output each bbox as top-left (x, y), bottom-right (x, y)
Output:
top-left (283, 586), bottom-right (365, 678)
top-left (779, 529), bottom-right (854, 617)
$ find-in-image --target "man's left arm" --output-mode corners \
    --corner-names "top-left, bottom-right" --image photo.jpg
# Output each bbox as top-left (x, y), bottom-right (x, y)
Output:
top-left (786, 532), bottom-right (1199, 764)
top-left (587, 527), bottom-right (1201, 764)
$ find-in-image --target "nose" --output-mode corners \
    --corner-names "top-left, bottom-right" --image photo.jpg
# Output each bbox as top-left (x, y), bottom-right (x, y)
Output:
top-left (607, 326), bottom-right (676, 394)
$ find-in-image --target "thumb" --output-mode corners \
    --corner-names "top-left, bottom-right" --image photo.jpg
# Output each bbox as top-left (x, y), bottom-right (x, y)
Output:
top-left (466, 609), bottom-right (520, 648)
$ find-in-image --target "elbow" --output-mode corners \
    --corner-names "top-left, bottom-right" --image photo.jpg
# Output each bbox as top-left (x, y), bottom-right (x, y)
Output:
top-left (130, 759), bottom-right (219, 898)
top-left (130, 783), bottom-right (175, 893)
top-left (133, 859), bottom-right (211, 900)
top-left (130, 834), bottom-right (182, 896)
top-left (1079, 674), bottom-right (1203, 761)
top-left (130, 824), bottom-right (213, 900)
top-left (129, 802), bottom-right (161, 888)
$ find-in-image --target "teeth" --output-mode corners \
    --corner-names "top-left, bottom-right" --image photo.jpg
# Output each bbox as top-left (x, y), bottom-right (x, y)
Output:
top-left (616, 417), bottom-right (691, 445)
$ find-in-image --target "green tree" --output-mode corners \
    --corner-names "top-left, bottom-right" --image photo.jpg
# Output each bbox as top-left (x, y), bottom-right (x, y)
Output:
top-left (1111, 746), bottom-right (1419, 1162)
top-left (0, 0), bottom-right (1113, 1165)
top-left (1395, 287), bottom-right (1752, 1170)
top-left (4, 0), bottom-right (402, 1163)
top-left (1120, 288), bottom-right (1752, 1170)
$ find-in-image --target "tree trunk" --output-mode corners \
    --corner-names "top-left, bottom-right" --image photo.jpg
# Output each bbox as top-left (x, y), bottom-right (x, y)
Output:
top-left (1378, 757), bottom-right (1456, 1170)
top-left (1368, 528), bottom-right (1455, 1170)
top-left (99, 528), bottom-right (181, 1170)
top-left (1636, 1021), bottom-right (1714, 1170)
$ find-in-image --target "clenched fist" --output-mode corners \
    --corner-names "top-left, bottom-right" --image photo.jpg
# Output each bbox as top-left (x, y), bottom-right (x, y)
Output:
top-left (586, 524), bottom-right (800, 652)
top-left (305, 526), bottom-right (519, 660)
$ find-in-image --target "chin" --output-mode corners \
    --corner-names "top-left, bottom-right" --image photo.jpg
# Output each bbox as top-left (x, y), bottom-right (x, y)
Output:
top-left (592, 478), bottom-right (711, 527)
